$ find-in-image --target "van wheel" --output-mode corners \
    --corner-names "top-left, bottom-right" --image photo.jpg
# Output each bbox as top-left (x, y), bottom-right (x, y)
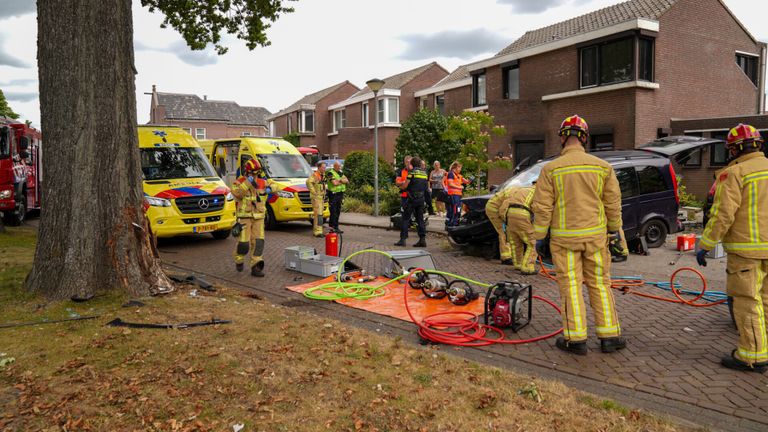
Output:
top-left (4, 191), bottom-right (26, 226)
top-left (640, 219), bottom-right (667, 248)
top-left (211, 230), bottom-right (231, 240)
top-left (265, 206), bottom-right (277, 230)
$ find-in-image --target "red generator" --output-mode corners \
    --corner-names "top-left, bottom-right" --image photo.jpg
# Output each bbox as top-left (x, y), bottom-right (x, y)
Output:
top-left (0, 118), bottom-right (42, 225)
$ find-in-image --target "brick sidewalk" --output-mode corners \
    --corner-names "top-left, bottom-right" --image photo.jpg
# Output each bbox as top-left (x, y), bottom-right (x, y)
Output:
top-left (158, 222), bottom-right (768, 432)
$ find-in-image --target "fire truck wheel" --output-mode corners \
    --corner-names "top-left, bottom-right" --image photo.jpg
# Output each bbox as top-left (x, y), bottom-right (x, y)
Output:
top-left (4, 191), bottom-right (26, 226)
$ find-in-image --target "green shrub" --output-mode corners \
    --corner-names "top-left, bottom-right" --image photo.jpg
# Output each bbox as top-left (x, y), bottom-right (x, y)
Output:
top-left (677, 178), bottom-right (703, 208)
top-left (345, 184), bottom-right (402, 216)
top-left (341, 197), bottom-right (372, 214)
top-left (343, 151), bottom-right (395, 189)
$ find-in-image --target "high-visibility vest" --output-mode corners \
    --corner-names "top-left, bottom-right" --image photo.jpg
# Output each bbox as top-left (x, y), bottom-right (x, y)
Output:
top-left (446, 172), bottom-right (465, 196)
top-left (398, 168), bottom-right (409, 198)
top-left (327, 169), bottom-right (346, 193)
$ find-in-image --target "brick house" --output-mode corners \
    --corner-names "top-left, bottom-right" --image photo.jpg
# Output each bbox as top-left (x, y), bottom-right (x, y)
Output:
top-left (461, 0), bottom-right (766, 196)
top-left (148, 85), bottom-right (271, 139)
top-left (326, 62), bottom-right (449, 163)
top-left (414, 65), bottom-right (471, 116)
top-left (267, 81), bottom-right (360, 157)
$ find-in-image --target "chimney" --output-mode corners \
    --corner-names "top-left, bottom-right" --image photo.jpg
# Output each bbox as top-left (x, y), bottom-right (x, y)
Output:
top-left (152, 84), bottom-right (156, 93)
top-left (203, 95), bottom-right (208, 101)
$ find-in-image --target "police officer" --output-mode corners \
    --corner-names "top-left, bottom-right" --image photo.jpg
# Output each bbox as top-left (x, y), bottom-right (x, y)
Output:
top-left (232, 158), bottom-right (271, 277)
top-left (306, 161), bottom-right (326, 237)
top-left (698, 124), bottom-right (768, 372)
top-left (395, 156), bottom-right (428, 247)
top-left (326, 161), bottom-right (348, 233)
top-left (531, 115), bottom-right (625, 355)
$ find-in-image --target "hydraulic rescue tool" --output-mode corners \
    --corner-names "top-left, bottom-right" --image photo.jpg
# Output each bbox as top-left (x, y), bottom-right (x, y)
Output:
top-left (446, 280), bottom-right (479, 306)
top-left (484, 281), bottom-right (532, 332)
top-left (408, 270), bottom-right (479, 305)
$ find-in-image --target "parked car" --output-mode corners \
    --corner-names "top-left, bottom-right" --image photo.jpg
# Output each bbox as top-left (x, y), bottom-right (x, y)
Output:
top-left (447, 136), bottom-right (721, 251)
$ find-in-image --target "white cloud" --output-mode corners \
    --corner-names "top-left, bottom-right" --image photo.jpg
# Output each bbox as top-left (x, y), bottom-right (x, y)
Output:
top-left (0, 0), bottom-right (36, 20)
top-left (398, 29), bottom-right (509, 60)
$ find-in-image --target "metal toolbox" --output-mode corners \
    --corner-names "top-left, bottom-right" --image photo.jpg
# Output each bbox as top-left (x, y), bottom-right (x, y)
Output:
top-left (383, 250), bottom-right (436, 278)
top-left (695, 237), bottom-right (726, 259)
top-left (299, 254), bottom-right (344, 277)
top-left (284, 246), bottom-right (316, 271)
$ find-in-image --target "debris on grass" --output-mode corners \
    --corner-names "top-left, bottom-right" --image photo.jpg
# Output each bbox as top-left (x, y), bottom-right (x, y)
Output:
top-left (0, 357), bottom-right (15, 369)
top-left (518, 382), bottom-right (542, 403)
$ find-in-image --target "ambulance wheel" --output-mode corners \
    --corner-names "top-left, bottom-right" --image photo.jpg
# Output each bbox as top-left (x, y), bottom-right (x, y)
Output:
top-left (4, 191), bottom-right (26, 226)
top-left (265, 206), bottom-right (277, 230)
top-left (211, 230), bottom-right (231, 240)
top-left (640, 219), bottom-right (667, 248)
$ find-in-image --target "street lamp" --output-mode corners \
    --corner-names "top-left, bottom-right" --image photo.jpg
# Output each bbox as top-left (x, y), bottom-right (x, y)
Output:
top-left (366, 78), bottom-right (385, 217)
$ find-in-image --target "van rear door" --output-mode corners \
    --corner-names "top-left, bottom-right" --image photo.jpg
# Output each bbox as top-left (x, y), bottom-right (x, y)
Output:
top-left (639, 136), bottom-right (723, 165)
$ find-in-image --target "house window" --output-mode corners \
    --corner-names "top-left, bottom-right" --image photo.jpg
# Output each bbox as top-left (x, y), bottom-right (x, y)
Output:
top-left (638, 38), bottom-right (654, 82)
top-left (287, 115), bottom-right (292, 133)
top-left (420, 97), bottom-right (428, 110)
top-left (377, 97), bottom-right (399, 123)
top-left (472, 72), bottom-right (487, 107)
top-left (435, 94), bottom-right (445, 114)
top-left (503, 62), bottom-right (520, 100)
top-left (590, 133), bottom-right (614, 151)
top-left (580, 37), bottom-right (638, 88)
top-left (333, 109), bottom-right (346, 132)
top-left (736, 53), bottom-right (759, 86)
top-left (242, 131), bottom-right (252, 137)
top-left (195, 128), bottom-right (206, 140)
top-left (710, 130), bottom-right (729, 167)
top-left (514, 139), bottom-right (544, 170)
top-left (362, 103), bottom-right (369, 127)
top-left (182, 127), bottom-right (192, 135)
top-left (300, 110), bottom-right (314, 133)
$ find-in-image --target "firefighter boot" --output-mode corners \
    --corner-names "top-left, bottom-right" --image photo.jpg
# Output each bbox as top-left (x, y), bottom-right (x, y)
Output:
top-left (721, 350), bottom-right (768, 373)
top-left (501, 258), bottom-right (514, 266)
top-left (413, 237), bottom-right (427, 248)
top-left (251, 261), bottom-right (265, 278)
top-left (555, 337), bottom-right (587, 356)
top-left (394, 238), bottom-right (406, 247)
top-left (600, 337), bottom-right (627, 353)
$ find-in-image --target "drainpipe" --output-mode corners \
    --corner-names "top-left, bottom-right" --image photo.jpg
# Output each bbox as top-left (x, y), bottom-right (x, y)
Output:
top-left (760, 43), bottom-right (767, 114)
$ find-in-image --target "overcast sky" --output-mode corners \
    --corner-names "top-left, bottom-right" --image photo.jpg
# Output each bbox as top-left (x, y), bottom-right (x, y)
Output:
top-left (1, 0), bottom-right (767, 128)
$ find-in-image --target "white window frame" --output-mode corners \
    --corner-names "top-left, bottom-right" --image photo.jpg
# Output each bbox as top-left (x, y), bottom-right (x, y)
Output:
top-left (268, 121), bottom-right (275, 137)
top-left (362, 102), bottom-right (369, 127)
top-left (195, 128), bottom-right (206, 140)
top-left (300, 110), bottom-right (315, 133)
top-left (377, 97), bottom-right (399, 124)
top-left (242, 131), bottom-right (252, 137)
top-left (333, 109), bottom-right (346, 132)
top-left (287, 115), bottom-right (293, 133)
top-left (182, 127), bottom-right (192, 135)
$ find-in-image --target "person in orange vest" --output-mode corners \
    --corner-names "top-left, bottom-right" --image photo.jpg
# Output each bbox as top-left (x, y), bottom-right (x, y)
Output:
top-left (531, 115), bottom-right (625, 355)
top-left (445, 161), bottom-right (470, 227)
top-left (396, 155), bottom-right (413, 214)
top-left (306, 161), bottom-right (326, 237)
top-left (698, 124), bottom-right (768, 372)
top-left (232, 158), bottom-right (271, 277)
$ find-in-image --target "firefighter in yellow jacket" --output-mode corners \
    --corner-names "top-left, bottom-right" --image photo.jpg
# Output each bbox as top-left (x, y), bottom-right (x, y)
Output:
top-left (306, 161), bottom-right (326, 237)
top-left (500, 186), bottom-right (537, 275)
top-left (698, 124), bottom-right (768, 373)
top-left (232, 158), bottom-right (271, 277)
top-left (531, 115), bottom-right (626, 355)
top-left (485, 187), bottom-right (517, 265)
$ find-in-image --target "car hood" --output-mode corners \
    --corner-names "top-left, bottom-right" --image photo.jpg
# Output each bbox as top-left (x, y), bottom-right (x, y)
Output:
top-left (462, 194), bottom-right (494, 211)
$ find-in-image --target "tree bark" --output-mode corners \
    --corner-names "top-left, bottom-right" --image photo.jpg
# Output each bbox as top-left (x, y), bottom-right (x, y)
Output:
top-left (28, 0), bottom-right (172, 299)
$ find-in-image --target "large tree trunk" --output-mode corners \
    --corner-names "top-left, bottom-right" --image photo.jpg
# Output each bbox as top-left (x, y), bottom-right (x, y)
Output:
top-left (28, 0), bottom-right (172, 299)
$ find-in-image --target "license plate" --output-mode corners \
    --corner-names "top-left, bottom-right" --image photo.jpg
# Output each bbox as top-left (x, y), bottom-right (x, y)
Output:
top-left (193, 224), bottom-right (216, 233)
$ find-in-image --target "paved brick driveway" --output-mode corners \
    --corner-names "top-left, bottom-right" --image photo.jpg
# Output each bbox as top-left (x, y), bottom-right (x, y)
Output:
top-left (158, 222), bottom-right (768, 432)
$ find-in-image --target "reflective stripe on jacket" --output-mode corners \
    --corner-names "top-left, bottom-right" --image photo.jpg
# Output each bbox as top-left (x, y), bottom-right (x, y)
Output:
top-left (701, 152), bottom-right (768, 258)
top-left (531, 146), bottom-right (622, 246)
top-left (500, 186), bottom-right (535, 219)
top-left (233, 175), bottom-right (268, 219)
top-left (306, 171), bottom-right (325, 198)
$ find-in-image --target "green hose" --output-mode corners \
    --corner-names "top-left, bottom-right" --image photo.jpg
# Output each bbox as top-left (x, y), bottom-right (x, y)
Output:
top-left (302, 249), bottom-right (491, 301)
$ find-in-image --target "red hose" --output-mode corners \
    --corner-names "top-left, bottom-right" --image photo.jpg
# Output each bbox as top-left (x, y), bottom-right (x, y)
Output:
top-left (404, 269), bottom-right (563, 347)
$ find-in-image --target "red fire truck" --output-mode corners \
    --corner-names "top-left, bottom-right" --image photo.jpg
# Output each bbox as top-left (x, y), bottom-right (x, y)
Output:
top-left (0, 118), bottom-right (42, 225)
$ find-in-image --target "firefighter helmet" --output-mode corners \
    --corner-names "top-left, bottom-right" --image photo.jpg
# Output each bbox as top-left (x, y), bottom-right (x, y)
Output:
top-left (726, 123), bottom-right (763, 152)
top-left (559, 115), bottom-right (590, 144)
top-left (243, 158), bottom-right (261, 173)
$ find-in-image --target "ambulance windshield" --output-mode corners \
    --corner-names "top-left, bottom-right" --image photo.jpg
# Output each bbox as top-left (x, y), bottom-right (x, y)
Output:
top-left (141, 147), bottom-right (216, 180)
top-left (258, 153), bottom-right (312, 179)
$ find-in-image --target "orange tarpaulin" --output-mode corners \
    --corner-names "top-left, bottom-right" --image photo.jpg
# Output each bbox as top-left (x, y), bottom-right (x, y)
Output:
top-left (286, 276), bottom-right (486, 323)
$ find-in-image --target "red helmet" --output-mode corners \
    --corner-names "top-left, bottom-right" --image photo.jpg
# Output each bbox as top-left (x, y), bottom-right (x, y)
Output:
top-left (726, 123), bottom-right (763, 151)
top-left (244, 158), bottom-right (261, 173)
top-left (559, 115), bottom-right (590, 143)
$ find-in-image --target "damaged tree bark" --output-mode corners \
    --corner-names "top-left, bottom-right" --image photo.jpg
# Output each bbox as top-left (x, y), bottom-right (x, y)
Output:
top-left (27, 0), bottom-right (172, 299)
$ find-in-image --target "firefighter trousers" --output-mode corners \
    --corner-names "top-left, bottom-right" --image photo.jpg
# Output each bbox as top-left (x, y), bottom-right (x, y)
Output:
top-left (551, 242), bottom-right (621, 342)
top-left (506, 212), bottom-right (536, 273)
top-left (726, 254), bottom-right (768, 365)
top-left (233, 217), bottom-right (265, 268)
top-left (486, 200), bottom-right (512, 261)
top-left (311, 195), bottom-right (324, 236)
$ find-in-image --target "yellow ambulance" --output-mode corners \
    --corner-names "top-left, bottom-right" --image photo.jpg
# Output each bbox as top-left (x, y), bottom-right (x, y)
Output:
top-left (139, 126), bottom-right (236, 239)
top-left (210, 137), bottom-right (328, 228)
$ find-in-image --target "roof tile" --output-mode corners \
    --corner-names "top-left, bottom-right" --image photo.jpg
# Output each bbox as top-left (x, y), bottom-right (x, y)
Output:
top-left (268, 81), bottom-right (357, 120)
top-left (157, 93), bottom-right (270, 126)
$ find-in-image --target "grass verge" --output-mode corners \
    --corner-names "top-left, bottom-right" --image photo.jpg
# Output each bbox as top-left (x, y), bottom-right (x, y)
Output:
top-left (0, 227), bottom-right (701, 431)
